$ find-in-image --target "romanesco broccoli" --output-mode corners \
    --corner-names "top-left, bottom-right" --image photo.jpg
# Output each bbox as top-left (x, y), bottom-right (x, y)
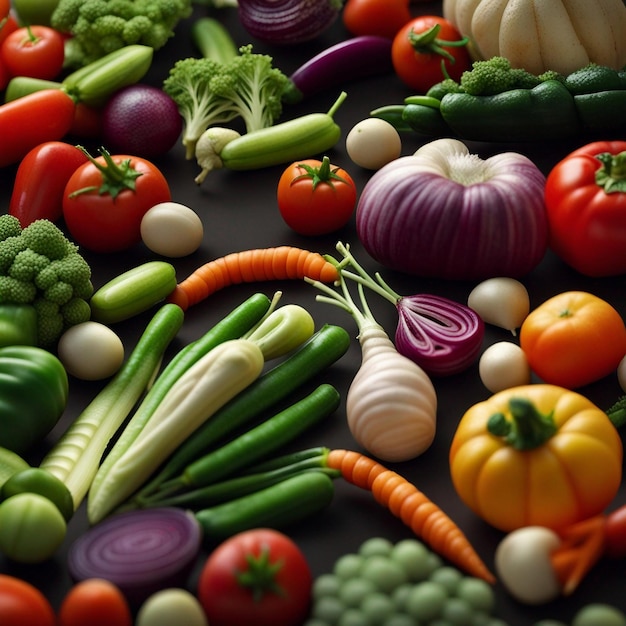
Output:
top-left (51, 0), bottom-right (192, 68)
top-left (0, 215), bottom-right (93, 348)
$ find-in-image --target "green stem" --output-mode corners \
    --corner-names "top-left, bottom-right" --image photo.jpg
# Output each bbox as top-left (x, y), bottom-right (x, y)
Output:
top-left (606, 395), bottom-right (626, 429)
top-left (407, 23), bottom-right (470, 64)
top-left (595, 151), bottom-right (626, 193)
top-left (487, 397), bottom-right (557, 450)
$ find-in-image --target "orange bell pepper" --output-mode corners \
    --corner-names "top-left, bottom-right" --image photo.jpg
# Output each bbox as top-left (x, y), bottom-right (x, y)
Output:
top-left (449, 384), bottom-right (623, 533)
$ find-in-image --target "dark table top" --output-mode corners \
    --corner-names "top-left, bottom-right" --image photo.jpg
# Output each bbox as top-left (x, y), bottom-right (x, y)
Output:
top-left (1, 2), bottom-right (625, 624)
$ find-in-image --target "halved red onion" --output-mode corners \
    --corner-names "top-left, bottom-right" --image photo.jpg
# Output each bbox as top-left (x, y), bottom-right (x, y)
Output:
top-left (67, 508), bottom-right (202, 606)
top-left (395, 294), bottom-right (484, 376)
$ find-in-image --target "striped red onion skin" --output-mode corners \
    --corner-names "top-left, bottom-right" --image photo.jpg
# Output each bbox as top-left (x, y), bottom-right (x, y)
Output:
top-left (67, 507), bottom-right (202, 606)
top-left (237, 0), bottom-right (342, 44)
top-left (395, 294), bottom-right (485, 377)
top-left (355, 144), bottom-right (548, 280)
top-left (346, 324), bottom-right (437, 462)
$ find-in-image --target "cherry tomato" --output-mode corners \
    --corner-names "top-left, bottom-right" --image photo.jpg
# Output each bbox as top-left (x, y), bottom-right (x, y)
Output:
top-left (342, 0), bottom-right (412, 39)
top-left (1, 25), bottom-right (64, 80)
top-left (58, 579), bottom-right (133, 626)
top-left (197, 528), bottom-right (312, 626)
top-left (277, 156), bottom-right (357, 236)
top-left (10, 141), bottom-right (89, 227)
top-left (0, 574), bottom-right (56, 626)
top-left (519, 291), bottom-right (626, 389)
top-left (391, 15), bottom-right (471, 92)
top-left (0, 13), bottom-right (18, 48)
top-left (0, 0), bottom-right (9, 19)
top-left (62, 148), bottom-right (171, 253)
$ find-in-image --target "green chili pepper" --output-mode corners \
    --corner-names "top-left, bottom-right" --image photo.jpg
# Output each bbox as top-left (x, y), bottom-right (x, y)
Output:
top-left (0, 345), bottom-right (68, 454)
top-left (0, 304), bottom-right (38, 347)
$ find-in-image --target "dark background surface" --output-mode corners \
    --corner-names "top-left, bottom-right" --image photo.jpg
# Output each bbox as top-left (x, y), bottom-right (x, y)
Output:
top-left (1, 1), bottom-right (626, 623)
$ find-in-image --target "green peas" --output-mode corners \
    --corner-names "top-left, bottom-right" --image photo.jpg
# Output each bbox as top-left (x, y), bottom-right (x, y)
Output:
top-left (361, 554), bottom-right (408, 594)
top-left (339, 578), bottom-right (377, 608)
top-left (572, 604), bottom-right (626, 626)
top-left (456, 577), bottom-right (495, 614)
top-left (0, 492), bottom-right (66, 562)
top-left (405, 581), bottom-right (448, 622)
top-left (334, 553), bottom-right (365, 579)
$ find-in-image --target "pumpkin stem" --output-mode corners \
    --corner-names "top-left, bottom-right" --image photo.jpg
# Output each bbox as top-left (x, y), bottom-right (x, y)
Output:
top-left (487, 397), bottom-right (557, 450)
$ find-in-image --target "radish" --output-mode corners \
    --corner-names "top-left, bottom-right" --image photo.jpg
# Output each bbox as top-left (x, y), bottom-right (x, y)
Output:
top-left (102, 85), bottom-right (183, 158)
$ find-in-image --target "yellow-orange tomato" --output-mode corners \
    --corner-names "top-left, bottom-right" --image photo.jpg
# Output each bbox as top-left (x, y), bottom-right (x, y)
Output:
top-left (519, 291), bottom-right (626, 388)
top-left (449, 384), bottom-right (623, 533)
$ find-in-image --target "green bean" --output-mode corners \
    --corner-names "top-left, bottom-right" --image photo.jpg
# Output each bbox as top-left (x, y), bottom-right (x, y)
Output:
top-left (195, 470), bottom-right (336, 542)
top-left (134, 324), bottom-right (350, 499)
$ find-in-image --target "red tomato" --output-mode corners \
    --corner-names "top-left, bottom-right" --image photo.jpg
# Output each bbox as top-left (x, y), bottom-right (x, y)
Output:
top-left (57, 579), bottom-right (133, 626)
top-left (1, 25), bottom-right (64, 80)
top-left (197, 528), bottom-right (312, 626)
top-left (0, 13), bottom-right (18, 47)
top-left (62, 148), bottom-right (172, 253)
top-left (391, 15), bottom-right (471, 92)
top-left (342, 0), bottom-right (412, 39)
top-left (544, 140), bottom-right (626, 277)
top-left (69, 102), bottom-right (104, 139)
top-left (10, 141), bottom-right (89, 227)
top-left (277, 156), bottom-right (357, 236)
top-left (0, 55), bottom-right (8, 91)
top-left (0, 574), bottom-right (56, 626)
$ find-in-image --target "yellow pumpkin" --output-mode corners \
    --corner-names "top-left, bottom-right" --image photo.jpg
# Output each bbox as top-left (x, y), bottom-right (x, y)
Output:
top-left (443, 0), bottom-right (626, 75)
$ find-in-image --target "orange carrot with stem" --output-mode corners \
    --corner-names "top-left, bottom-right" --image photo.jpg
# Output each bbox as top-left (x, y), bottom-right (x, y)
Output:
top-left (325, 448), bottom-right (495, 583)
top-left (168, 246), bottom-right (339, 311)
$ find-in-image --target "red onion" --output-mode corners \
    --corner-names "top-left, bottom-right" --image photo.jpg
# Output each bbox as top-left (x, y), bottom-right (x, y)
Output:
top-left (334, 242), bottom-right (484, 376)
top-left (67, 508), bottom-right (202, 606)
top-left (356, 138), bottom-right (548, 280)
top-left (237, 0), bottom-right (342, 45)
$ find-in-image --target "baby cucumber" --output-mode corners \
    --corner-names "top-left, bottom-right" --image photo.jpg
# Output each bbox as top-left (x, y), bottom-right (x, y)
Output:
top-left (90, 261), bottom-right (177, 324)
top-left (62, 45), bottom-right (154, 107)
top-left (219, 91), bottom-right (347, 171)
top-left (195, 470), bottom-right (335, 541)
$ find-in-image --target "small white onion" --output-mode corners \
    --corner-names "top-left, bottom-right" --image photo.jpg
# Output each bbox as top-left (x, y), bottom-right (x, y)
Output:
top-left (468, 277), bottom-right (530, 335)
top-left (136, 589), bottom-right (208, 626)
top-left (495, 526), bottom-right (562, 605)
top-left (346, 118), bottom-right (402, 170)
top-left (479, 341), bottom-right (531, 393)
top-left (140, 202), bottom-right (204, 258)
top-left (57, 321), bottom-right (124, 381)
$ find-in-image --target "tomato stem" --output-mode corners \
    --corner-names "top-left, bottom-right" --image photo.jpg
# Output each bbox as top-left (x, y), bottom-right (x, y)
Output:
top-left (236, 547), bottom-right (286, 602)
top-left (68, 146), bottom-right (143, 200)
top-left (290, 155), bottom-right (350, 190)
top-left (487, 398), bottom-right (557, 450)
top-left (407, 23), bottom-right (469, 64)
top-left (595, 151), bottom-right (626, 193)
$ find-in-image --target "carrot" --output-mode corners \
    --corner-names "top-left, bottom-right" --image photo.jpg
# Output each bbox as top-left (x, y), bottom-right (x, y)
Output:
top-left (325, 448), bottom-right (495, 583)
top-left (167, 246), bottom-right (339, 311)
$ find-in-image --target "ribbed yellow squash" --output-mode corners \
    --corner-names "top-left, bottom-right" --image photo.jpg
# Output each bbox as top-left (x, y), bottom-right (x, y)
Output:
top-left (443, 0), bottom-right (626, 74)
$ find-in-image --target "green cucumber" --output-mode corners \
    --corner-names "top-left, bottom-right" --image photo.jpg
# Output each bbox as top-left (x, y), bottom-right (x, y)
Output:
top-left (90, 261), bottom-right (177, 324)
top-left (62, 45), bottom-right (154, 107)
top-left (191, 17), bottom-right (238, 63)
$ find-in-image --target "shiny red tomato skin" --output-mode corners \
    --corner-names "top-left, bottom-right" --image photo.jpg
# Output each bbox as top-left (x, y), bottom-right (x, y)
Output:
top-left (10, 142), bottom-right (89, 227)
top-left (62, 154), bottom-right (171, 253)
top-left (342, 0), bottom-right (412, 39)
top-left (197, 529), bottom-right (312, 626)
top-left (1, 25), bottom-right (64, 80)
top-left (391, 16), bottom-right (471, 92)
top-left (544, 140), bottom-right (626, 277)
top-left (277, 158), bottom-right (357, 236)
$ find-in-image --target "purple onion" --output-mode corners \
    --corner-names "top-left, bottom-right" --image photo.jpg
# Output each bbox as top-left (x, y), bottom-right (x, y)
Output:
top-left (395, 294), bottom-right (484, 376)
top-left (356, 140), bottom-right (548, 280)
top-left (67, 507), bottom-right (202, 606)
top-left (237, 0), bottom-right (341, 45)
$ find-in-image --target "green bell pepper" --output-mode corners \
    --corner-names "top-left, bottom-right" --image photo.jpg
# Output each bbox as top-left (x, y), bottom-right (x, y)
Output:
top-left (0, 304), bottom-right (38, 347)
top-left (0, 346), bottom-right (68, 454)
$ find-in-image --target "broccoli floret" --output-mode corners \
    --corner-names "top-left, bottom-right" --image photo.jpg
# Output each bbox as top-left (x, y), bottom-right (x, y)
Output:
top-left (163, 57), bottom-right (240, 159)
top-left (163, 46), bottom-right (290, 159)
top-left (426, 78), bottom-right (464, 99)
top-left (0, 215), bottom-right (22, 241)
top-left (0, 219), bottom-right (93, 348)
top-left (209, 44), bottom-right (290, 134)
top-left (459, 56), bottom-right (541, 95)
top-left (51, 0), bottom-right (192, 67)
